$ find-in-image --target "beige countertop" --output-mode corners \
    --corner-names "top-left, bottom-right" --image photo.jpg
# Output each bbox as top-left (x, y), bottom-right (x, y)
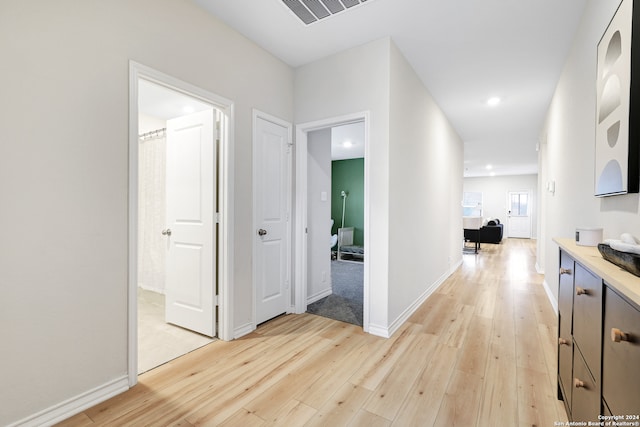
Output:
top-left (554, 237), bottom-right (640, 308)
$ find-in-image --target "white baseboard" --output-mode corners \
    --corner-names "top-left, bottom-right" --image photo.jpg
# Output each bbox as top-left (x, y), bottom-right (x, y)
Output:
top-left (367, 323), bottom-right (391, 338)
top-left (535, 262), bottom-right (545, 275)
top-left (9, 376), bottom-right (129, 427)
top-left (233, 322), bottom-right (255, 339)
top-left (369, 265), bottom-right (457, 339)
top-left (542, 279), bottom-right (558, 316)
top-left (389, 270), bottom-right (451, 337)
top-left (449, 259), bottom-right (463, 276)
top-left (307, 288), bottom-right (332, 305)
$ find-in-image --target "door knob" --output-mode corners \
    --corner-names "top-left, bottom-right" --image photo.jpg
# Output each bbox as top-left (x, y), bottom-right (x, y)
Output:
top-left (258, 229), bottom-right (267, 236)
top-left (162, 228), bottom-right (172, 236)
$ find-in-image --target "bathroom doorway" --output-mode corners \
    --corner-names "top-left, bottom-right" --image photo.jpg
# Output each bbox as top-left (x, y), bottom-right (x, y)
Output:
top-left (128, 62), bottom-right (234, 383)
top-left (136, 79), bottom-right (218, 373)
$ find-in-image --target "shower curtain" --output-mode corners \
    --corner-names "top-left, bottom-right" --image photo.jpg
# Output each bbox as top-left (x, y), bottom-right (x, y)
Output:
top-left (138, 131), bottom-right (166, 292)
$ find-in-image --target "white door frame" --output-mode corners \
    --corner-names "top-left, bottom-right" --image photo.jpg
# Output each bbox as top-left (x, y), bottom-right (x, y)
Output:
top-left (252, 110), bottom-right (294, 329)
top-left (294, 111), bottom-right (371, 333)
top-left (128, 61), bottom-right (235, 387)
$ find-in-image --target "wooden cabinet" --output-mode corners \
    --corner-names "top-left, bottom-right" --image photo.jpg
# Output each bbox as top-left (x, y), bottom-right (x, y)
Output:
top-left (558, 250), bottom-right (574, 409)
top-left (557, 250), bottom-right (602, 421)
top-left (572, 347), bottom-right (600, 422)
top-left (557, 242), bottom-right (640, 422)
top-left (602, 286), bottom-right (640, 416)
top-left (572, 265), bottom-right (602, 383)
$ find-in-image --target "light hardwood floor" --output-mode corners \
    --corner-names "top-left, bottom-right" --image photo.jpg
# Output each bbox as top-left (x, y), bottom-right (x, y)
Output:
top-left (58, 239), bottom-right (568, 426)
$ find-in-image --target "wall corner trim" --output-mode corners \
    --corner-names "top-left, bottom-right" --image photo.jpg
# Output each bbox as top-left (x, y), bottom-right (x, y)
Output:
top-left (367, 323), bottom-right (391, 338)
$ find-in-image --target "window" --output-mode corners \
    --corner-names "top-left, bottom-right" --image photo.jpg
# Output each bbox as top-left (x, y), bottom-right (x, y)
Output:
top-left (510, 192), bottom-right (528, 216)
top-left (462, 192), bottom-right (483, 217)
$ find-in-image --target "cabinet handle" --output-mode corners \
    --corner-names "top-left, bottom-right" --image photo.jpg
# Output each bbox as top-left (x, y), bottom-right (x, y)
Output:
top-left (574, 378), bottom-right (585, 388)
top-left (560, 268), bottom-right (572, 275)
top-left (611, 328), bottom-right (629, 343)
top-left (576, 287), bottom-right (589, 296)
top-left (558, 337), bottom-right (570, 346)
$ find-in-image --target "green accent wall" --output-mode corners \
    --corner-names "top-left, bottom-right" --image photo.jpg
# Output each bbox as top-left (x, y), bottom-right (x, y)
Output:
top-left (331, 158), bottom-right (364, 246)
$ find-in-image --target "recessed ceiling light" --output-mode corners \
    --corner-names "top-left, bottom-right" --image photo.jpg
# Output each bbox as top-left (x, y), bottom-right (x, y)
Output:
top-left (343, 140), bottom-right (353, 148)
top-left (487, 97), bottom-right (501, 106)
top-left (486, 164), bottom-right (493, 170)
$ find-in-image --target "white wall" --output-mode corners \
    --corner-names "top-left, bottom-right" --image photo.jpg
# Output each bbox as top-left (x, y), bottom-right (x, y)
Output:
top-left (387, 42), bottom-right (464, 326)
top-left (307, 128), bottom-right (333, 302)
top-left (463, 174), bottom-right (539, 239)
top-left (540, 0), bottom-right (640, 303)
top-left (0, 1), bottom-right (293, 425)
top-left (295, 38), bottom-right (464, 334)
top-left (295, 37), bottom-right (392, 331)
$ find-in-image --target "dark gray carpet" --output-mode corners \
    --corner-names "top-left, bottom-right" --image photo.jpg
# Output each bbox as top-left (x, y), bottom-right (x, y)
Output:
top-left (306, 260), bottom-right (363, 326)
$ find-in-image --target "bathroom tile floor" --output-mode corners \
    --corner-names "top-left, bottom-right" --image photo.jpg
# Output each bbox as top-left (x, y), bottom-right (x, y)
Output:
top-left (138, 288), bottom-right (215, 374)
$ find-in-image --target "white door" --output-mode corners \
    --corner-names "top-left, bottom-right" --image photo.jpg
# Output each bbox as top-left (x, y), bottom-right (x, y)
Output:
top-left (254, 115), bottom-right (292, 325)
top-left (164, 109), bottom-right (216, 337)
top-left (507, 191), bottom-right (531, 239)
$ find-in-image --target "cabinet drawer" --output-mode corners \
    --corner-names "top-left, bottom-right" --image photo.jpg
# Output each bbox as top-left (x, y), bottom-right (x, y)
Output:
top-left (573, 263), bottom-right (602, 382)
top-left (572, 347), bottom-right (600, 422)
top-left (559, 250), bottom-right (574, 336)
top-left (603, 286), bottom-right (640, 416)
top-left (558, 335), bottom-right (573, 407)
top-left (558, 250), bottom-right (575, 405)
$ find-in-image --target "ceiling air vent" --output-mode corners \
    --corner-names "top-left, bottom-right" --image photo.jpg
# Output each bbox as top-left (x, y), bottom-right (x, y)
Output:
top-left (282, 0), bottom-right (372, 25)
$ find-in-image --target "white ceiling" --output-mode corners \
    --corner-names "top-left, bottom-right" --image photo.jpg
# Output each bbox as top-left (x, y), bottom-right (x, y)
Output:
top-left (332, 121), bottom-right (365, 160)
top-left (193, 0), bottom-right (587, 177)
top-left (139, 79), bottom-right (213, 121)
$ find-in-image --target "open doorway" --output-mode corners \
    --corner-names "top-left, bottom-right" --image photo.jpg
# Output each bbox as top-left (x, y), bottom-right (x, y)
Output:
top-left (294, 113), bottom-right (369, 331)
top-left (128, 62), bottom-right (234, 384)
top-left (136, 79), bottom-right (218, 373)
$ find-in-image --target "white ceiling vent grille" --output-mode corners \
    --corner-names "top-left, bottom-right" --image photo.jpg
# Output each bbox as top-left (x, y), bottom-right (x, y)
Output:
top-left (282, 0), bottom-right (372, 25)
